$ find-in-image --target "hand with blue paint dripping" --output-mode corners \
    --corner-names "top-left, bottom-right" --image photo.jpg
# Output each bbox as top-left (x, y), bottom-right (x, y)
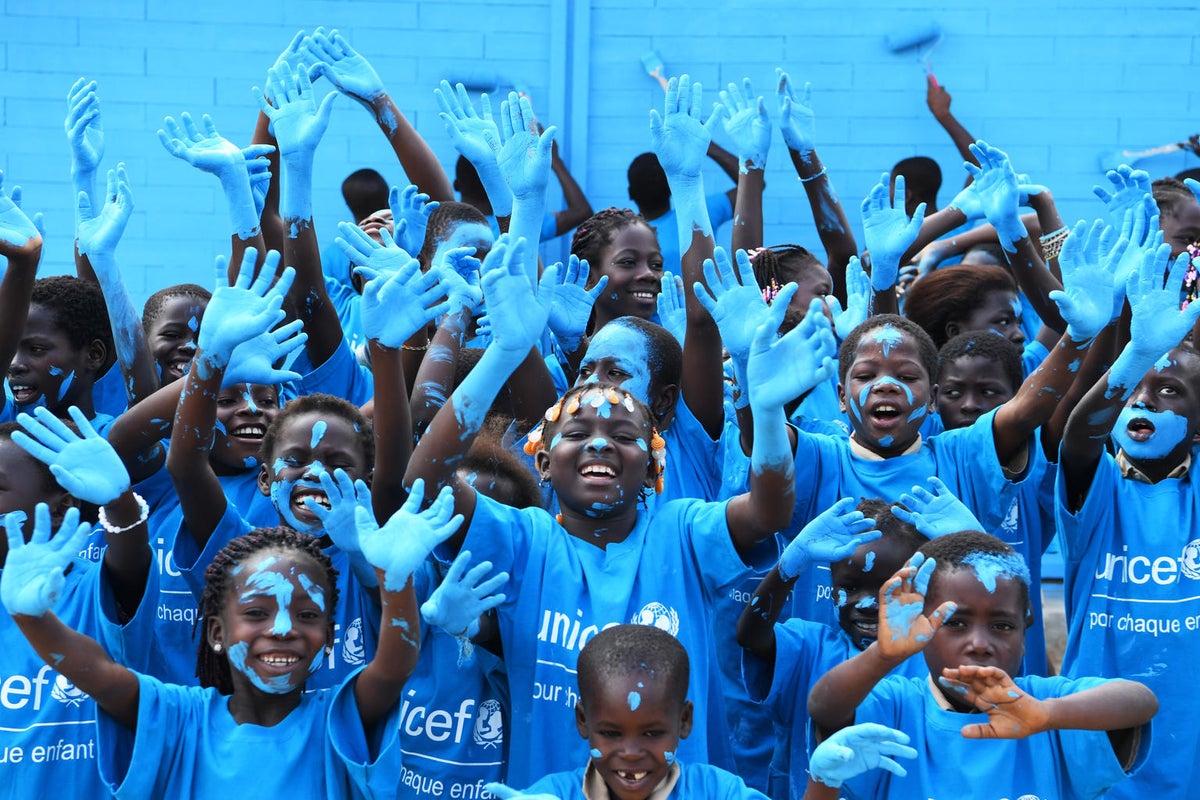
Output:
top-left (481, 236), bottom-right (547, 358)
top-left (650, 75), bottom-right (719, 182)
top-left (746, 288), bottom-right (837, 410)
top-left (65, 78), bottom-right (104, 179)
top-left (876, 553), bottom-right (955, 662)
top-left (0, 171), bottom-right (43, 259)
top-left (1050, 219), bottom-right (1126, 342)
top-left (779, 497), bottom-right (880, 581)
top-left (255, 64), bottom-right (337, 162)
top-left (223, 319), bottom-right (306, 388)
top-left (938, 665), bottom-right (1049, 739)
top-left (775, 69), bottom-right (816, 156)
top-left (696, 247), bottom-right (769, 363)
top-left (304, 467), bottom-right (379, 589)
top-left (349, 236), bottom-right (451, 350)
top-left (75, 164), bottom-right (133, 262)
top-left (1093, 164), bottom-right (1153, 230)
top-left (712, 78), bottom-right (770, 172)
top-left (827, 255), bottom-right (870, 340)
top-left (2, 504), bottom-right (91, 617)
top-left (158, 112), bottom-right (274, 184)
top-left (656, 271), bottom-right (687, 346)
top-left (421, 550), bottom-right (508, 638)
top-left (496, 93), bottom-right (556, 202)
top-left (12, 406), bottom-right (130, 506)
top-left (484, 783), bottom-right (562, 800)
top-left (861, 172), bottom-right (925, 291)
top-left (357, 479), bottom-right (464, 592)
top-left (963, 141), bottom-right (1026, 250)
top-left (303, 27), bottom-right (385, 107)
top-left (808, 723), bottom-right (917, 788)
top-left (891, 477), bottom-right (984, 540)
top-left (537, 255), bottom-right (607, 353)
top-left (198, 249), bottom-right (293, 369)
top-left (390, 184), bottom-right (438, 257)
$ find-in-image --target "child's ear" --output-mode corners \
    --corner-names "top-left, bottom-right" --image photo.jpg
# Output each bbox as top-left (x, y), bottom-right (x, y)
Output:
top-left (945, 321), bottom-right (961, 340)
top-left (928, 383), bottom-right (938, 409)
top-left (837, 381), bottom-right (847, 414)
top-left (47, 490), bottom-right (77, 528)
top-left (257, 461), bottom-right (273, 497)
top-left (678, 700), bottom-right (694, 739)
top-left (535, 450), bottom-right (552, 484)
top-left (206, 616), bottom-right (225, 652)
top-left (84, 337), bottom-right (108, 373)
top-left (652, 383), bottom-right (680, 428)
top-left (575, 701), bottom-right (590, 739)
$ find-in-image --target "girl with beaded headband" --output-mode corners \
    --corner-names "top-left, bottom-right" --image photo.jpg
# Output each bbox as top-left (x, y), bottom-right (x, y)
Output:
top-left (402, 232), bottom-right (825, 786)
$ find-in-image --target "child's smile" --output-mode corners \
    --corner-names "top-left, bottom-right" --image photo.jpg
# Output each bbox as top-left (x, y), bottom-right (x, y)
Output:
top-left (840, 326), bottom-right (935, 456)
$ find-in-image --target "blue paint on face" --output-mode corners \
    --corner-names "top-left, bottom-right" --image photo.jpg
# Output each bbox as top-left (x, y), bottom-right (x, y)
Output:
top-left (271, 473), bottom-right (322, 534)
top-left (664, 750), bottom-right (677, 765)
top-left (243, 388), bottom-right (258, 414)
top-left (864, 551), bottom-right (876, 572)
top-left (1009, 298), bottom-right (1022, 318)
top-left (590, 748), bottom-right (603, 759)
top-left (635, 437), bottom-right (648, 451)
top-left (310, 420), bottom-right (327, 449)
top-left (835, 589), bottom-right (847, 607)
top-left (587, 437), bottom-right (608, 452)
top-left (906, 404), bottom-right (929, 423)
top-left (297, 573), bottom-right (325, 611)
top-left (1154, 354), bottom-right (1175, 372)
top-left (227, 641), bottom-right (293, 694)
top-left (48, 365), bottom-right (62, 376)
top-left (962, 551), bottom-right (1030, 593)
top-left (56, 370), bottom-right (75, 403)
top-left (871, 324), bottom-right (904, 356)
top-left (241, 559), bottom-right (296, 635)
top-left (878, 435), bottom-right (894, 448)
top-left (627, 690), bottom-right (641, 710)
top-left (855, 596), bottom-right (877, 609)
top-left (1112, 406), bottom-right (1190, 461)
top-left (580, 324), bottom-right (653, 402)
top-left (188, 315), bottom-right (199, 332)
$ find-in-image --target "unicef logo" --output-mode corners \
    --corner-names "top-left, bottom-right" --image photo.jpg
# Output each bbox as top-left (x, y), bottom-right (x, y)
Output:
top-left (1181, 540), bottom-right (1200, 580)
top-left (472, 699), bottom-right (504, 749)
top-left (51, 675), bottom-right (87, 707)
top-left (342, 617), bottom-right (366, 665)
top-left (631, 602), bottom-right (680, 636)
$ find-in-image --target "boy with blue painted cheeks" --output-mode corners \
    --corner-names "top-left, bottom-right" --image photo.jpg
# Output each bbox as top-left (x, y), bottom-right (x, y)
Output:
top-left (1057, 238), bottom-right (1200, 800)
top-left (809, 532), bottom-right (1157, 800)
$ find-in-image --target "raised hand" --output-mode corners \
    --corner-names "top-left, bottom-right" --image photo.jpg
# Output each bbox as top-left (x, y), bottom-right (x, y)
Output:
top-left (355, 247), bottom-right (451, 349)
top-left (714, 78), bottom-right (770, 171)
top-left (421, 550), bottom-right (508, 638)
top-left (358, 479), bottom-right (464, 591)
top-left (75, 164), bottom-right (133, 261)
top-left (537, 255), bottom-right (607, 353)
top-left (2, 504), bottom-right (92, 617)
top-left (828, 255), bottom-right (870, 339)
top-left (270, 29), bottom-right (311, 76)
top-left (861, 172), bottom-right (925, 291)
top-left (649, 74), bottom-right (718, 181)
top-left (940, 665), bottom-right (1050, 739)
top-left (963, 141), bottom-right (1026, 248)
top-left (197, 249), bottom-right (293, 366)
top-left (390, 184), bottom-right (438, 256)
top-left (65, 78), bottom-right (104, 175)
top-left (304, 467), bottom-right (378, 588)
top-left (434, 81), bottom-right (502, 171)
top-left (1049, 219), bottom-right (1126, 342)
top-left (746, 288), bottom-right (837, 410)
top-left (256, 64), bottom-right (338, 162)
top-left (480, 236), bottom-right (546, 357)
top-left (809, 723), bottom-right (917, 788)
top-left (657, 271), bottom-right (687, 345)
top-left (432, 246), bottom-right (484, 315)
top-left (496, 92), bottom-right (556, 201)
top-left (696, 247), bottom-right (769, 362)
top-left (304, 27), bottom-right (385, 107)
top-left (224, 319), bottom-right (306, 387)
top-left (1093, 164), bottom-right (1153, 229)
top-left (776, 69), bottom-right (816, 156)
top-left (158, 113), bottom-right (271, 180)
top-left (779, 497), bottom-right (880, 580)
top-left (12, 406), bottom-right (130, 506)
top-left (876, 553), bottom-right (955, 661)
top-left (892, 477), bottom-right (984, 540)
top-left (1126, 242), bottom-right (1200, 359)
top-left (0, 171), bottom-right (43, 260)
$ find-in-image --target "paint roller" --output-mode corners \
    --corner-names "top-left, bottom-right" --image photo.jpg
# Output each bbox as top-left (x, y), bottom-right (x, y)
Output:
top-left (887, 21), bottom-right (943, 82)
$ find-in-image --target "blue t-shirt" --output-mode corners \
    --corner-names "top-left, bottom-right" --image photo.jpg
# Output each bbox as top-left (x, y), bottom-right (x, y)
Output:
top-left (1022, 339), bottom-right (1050, 377)
top-left (453, 493), bottom-right (751, 787)
top-left (527, 762), bottom-right (769, 800)
top-left (96, 669), bottom-right (399, 799)
top-left (395, 561), bottom-right (508, 800)
top-left (173, 503), bottom-right (382, 691)
top-left (93, 361), bottom-right (130, 419)
top-left (289, 338), bottom-right (375, 408)
top-left (321, 239), bottom-right (367, 354)
top-left (0, 557), bottom-right (157, 800)
top-left (743, 620), bottom-right (925, 800)
top-left (1055, 450), bottom-right (1200, 800)
top-left (648, 192), bottom-right (734, 275)
top-left (843, 673), bottom-right (1149, 800)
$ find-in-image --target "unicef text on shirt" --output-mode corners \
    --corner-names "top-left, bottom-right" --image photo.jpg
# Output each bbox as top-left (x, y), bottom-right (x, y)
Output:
top-left (1093, 540), bottom-right (1200, 585)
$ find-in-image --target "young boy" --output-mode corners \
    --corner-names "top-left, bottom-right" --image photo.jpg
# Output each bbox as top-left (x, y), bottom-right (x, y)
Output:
top-left (737, 498), bottom-right (929, 800)
top-left (518, 624), bottom-right (768, 800)
top-left (808, 532), bottom-right (1157, 800)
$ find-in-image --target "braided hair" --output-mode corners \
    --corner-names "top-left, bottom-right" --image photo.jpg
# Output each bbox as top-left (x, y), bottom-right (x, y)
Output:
top-left (570, 207), bottom-right (652, 282)
top-left (748, 245), bottom-right (825, 303)
top-left (195, 526), bottom-right (339, 694)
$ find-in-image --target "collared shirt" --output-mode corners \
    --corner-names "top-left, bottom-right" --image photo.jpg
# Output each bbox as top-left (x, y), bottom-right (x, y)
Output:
top-left (1116, 450), bottom-right (1191, 484)
top-left (848, 434), bottom-right (923, 461)
top-left (583, 761), bottom-right (681, 800)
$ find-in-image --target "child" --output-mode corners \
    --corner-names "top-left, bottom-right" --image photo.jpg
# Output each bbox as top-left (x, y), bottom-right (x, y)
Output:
top-left (1057, 239), bottom-right (1200, 798)
top-left (934, 332), bottom-right (1022, 432)
top-left (141, 283), bottom-right (210, 386)
top-left (403, 230), bottom-right (807, 785)
top-left (518, 624), bottom-right (769, 800)
top-left (570, 207), bottom-right (664, 333)
top-left (736, 498), bottom-right (929, 800)
top-left (4, 478), bottom-right (459, 798)
top-left (808, 531), bottom-right (1157, 800)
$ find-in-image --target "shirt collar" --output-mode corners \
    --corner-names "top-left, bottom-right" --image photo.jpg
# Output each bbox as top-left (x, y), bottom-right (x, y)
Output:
top-left (583, 761), bottom-right (681, 800)
top-left (849, 434), bottom-right (923, 461)
top-left (1116, 450), bottom-right (1191, 483)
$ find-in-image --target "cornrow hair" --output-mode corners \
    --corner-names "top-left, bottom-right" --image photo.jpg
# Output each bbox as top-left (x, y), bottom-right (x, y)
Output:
top-left (570, 207), bottom-right (651, 276)
top-left (195, 526), bottom-right (339, 694)
top-left (749, 245), bottom-right (825, 302)
top-left (417, 201), bottom-right (490, 271)
top-left (142, 283), bottom-right (212, 335)
top-left (1152, 177), bottom-right (1198, 221)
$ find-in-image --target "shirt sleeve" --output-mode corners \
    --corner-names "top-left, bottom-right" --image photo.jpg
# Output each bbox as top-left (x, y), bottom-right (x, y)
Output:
top-left (172, 503), bottom-right (252, 598)
top-left (325, 667), bottom-right (403, 800)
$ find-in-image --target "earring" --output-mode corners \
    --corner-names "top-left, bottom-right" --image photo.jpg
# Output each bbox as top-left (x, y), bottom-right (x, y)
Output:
top-left (325, 645), bottom-right (334, 656)
top-left (638, 486), bottom-right (650, 509)
top-left (212, 643), bottom-right (222, 654)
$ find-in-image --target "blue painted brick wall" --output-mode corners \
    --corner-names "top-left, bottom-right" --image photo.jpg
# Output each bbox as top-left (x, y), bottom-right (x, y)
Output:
top-left (1, 0), bottom-right (1197, 308)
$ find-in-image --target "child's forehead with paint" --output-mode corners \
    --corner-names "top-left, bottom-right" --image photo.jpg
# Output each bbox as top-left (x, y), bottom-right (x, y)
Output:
top-left (232, 550), bottom-right (329, 598)
top-left (855, 324), bottom-right (920, 360)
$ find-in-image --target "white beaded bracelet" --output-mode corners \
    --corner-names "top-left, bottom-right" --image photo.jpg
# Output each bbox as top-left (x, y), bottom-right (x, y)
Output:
top-left (97, 492), bottom-right (149, 535)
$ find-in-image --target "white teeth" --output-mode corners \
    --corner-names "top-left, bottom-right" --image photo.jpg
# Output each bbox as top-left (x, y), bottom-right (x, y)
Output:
top-left (876, 404), bottom-right (897, 412)
top-left (581, 464), bottom-right (616, 477)
top-left (633, 292), bottom-right (655, 299)
top-left (617, 771), bottom-right (648, 781)
top-left (260, 654), bottom-right (299, 666)
top-left (233, 425), bottom-right (265, 437)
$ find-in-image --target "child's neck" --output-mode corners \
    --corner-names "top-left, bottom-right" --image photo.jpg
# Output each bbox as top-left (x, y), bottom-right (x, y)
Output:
top-left (560, 505), bottom-right (642, 550)
top-left (226, 684), bottom-right (305, 727)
